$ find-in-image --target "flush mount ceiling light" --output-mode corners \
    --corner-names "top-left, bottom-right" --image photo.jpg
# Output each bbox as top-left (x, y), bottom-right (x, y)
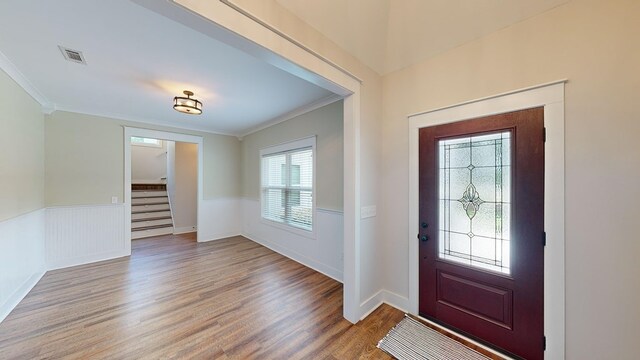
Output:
top-left (173, 90), bottom-right (202, 115)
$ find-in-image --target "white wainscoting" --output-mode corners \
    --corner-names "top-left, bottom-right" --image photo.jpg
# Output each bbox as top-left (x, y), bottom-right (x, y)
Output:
top-left (198, 197), bottom-right (242, 242)
top-left (0, 209), bottom-right (46, 322)
top-left (241, 198), bottom-right (343, 282)
top-left (46, 204), bottom-right (127, 270)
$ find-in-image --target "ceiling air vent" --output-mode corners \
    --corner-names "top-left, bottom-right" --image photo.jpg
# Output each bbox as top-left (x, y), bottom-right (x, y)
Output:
top-left (58, 45), bottom-right (86, 65)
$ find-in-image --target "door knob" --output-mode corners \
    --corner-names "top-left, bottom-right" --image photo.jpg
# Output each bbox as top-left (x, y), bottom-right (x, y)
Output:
top-left (421, 235), bottom-right (429, 242)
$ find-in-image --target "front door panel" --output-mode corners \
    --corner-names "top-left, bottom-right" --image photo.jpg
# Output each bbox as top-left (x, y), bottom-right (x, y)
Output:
top-left (418, 108), bottom-right (544, 360)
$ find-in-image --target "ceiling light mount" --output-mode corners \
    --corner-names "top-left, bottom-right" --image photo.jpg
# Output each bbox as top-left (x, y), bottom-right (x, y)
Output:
top-left (173, 90), bottom-right (202, 115)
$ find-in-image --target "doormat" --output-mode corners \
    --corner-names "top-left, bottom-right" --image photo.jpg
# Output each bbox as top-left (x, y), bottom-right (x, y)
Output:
top-left (377, 315), bottom-right (490, 360)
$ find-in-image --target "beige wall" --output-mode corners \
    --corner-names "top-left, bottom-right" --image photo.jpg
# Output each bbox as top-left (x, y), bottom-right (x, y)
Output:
top-left (0, 69), bottom-right (44, 222)
top-left (173, 142), bottom-right (198, 229)
top-left (381, 0), bottom-right (640, 358)
top-left (45, 111), bottom-right (241, 206)
top-left (241, 101), bottom-right (343, 211)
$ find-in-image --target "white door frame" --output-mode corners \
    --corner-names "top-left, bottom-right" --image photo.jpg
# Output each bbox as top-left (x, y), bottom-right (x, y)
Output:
top-left (124, 127), bottom-right (204, 254)
top-left (408, 80), bottom-right (566, 359)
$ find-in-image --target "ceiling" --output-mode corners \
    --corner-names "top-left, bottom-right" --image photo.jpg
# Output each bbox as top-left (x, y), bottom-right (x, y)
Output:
top-left (0, 0), bottom-right (335, 136)
top-left (0, 1), bottom-right (572, 136)
top-left (275, 0), bottom-right (571, 75)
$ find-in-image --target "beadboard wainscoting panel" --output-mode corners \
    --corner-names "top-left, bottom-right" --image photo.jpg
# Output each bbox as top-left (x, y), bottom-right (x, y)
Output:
top-left (241, 198), bottom-right (343, 282)
top-left (198, 198), bottom-right (242, 242)
top-left (46, 204), bottom-right (127, 270)
top-left (0, 209), bottom-right (46, 322)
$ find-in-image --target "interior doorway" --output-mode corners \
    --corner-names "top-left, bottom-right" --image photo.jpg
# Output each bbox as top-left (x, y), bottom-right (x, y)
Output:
top-left (124, 127), bottom-right (204, 254)
top-left (129, 137), bottom-right (198, 241)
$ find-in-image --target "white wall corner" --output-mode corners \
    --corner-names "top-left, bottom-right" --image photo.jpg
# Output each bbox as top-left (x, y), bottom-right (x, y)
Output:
top-left (0, 271), bottom-right (45, 323)
top-left (41, 103), bottom-right (56, 115)
top-left (0, 209), bottom-right (47, 323)
top-left (359, 289), bottom-right (410, 321)
top-left (382, 290), bottom-right (410, 313)
top-left (359, 290), bottom-right (385, 320)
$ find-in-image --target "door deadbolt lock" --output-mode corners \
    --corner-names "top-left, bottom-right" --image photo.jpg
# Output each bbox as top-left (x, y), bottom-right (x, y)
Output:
top-left (421, 222), bottom-right (428, 228)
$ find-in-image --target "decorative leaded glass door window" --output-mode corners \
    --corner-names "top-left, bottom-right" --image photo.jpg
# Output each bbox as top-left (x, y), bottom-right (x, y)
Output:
top-left (438, 132), bottom-right (511, 274)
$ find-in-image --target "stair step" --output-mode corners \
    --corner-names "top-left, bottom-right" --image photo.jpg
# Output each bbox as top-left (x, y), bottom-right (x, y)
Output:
top-left (132, 190), bottom-right (167, 198)
top-left (132, 197), bottom-right (169, 205)
top-left (132, 210), bottom-right (171, 219)
top-left (132, 223), bottom-right (173, 232)
top-left (132, 218), bottom-right (173, 229)
top-left (132, 184), bottom-right (166, 191)
top-left (132, 216), bottom-right (172, 223)
top-left (132, 201), bottom-right (168, 206)
top-left (132, 226), bottom-right (174, 239)
top-left (132, 204), bottom-right (170, 212)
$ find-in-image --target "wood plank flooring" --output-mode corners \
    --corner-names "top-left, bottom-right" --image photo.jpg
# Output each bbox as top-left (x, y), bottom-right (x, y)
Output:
top-left (0, 233), bottom-right (403, 359)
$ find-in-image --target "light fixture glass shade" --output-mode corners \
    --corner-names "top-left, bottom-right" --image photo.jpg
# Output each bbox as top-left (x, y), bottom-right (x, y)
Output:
top-left (173, 90), bottom-right (202, 115)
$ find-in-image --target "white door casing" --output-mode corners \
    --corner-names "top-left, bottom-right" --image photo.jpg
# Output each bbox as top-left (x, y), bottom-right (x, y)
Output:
top-left (408, 81), bottom-right (566, 359)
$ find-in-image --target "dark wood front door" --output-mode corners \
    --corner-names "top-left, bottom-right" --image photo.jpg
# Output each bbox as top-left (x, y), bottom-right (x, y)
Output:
top-left (418, 108), bottom-right (544, 360)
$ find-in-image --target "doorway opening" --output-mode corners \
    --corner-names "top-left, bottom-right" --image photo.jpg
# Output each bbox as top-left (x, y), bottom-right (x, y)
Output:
top-left (124, 127), bottom-right (204, 255)
top-left (130, 137), bottom-right (198, 242)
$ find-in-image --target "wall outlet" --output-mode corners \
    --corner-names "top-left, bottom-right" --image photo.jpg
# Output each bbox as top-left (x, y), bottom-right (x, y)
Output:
top-left (361, 205), bottom-right (377, 219)
top-left (111, 196), bottom-right (118, 204)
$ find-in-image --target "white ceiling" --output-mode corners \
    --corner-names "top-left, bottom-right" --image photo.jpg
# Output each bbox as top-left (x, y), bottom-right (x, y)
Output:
top-left (275, 0), bottom-right (571, 75)
top-left (0, 0), bottom-right (335, 136)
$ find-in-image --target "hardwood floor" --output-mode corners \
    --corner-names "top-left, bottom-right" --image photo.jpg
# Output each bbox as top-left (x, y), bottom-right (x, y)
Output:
top-left (0, 233), bottom-right (403, 359)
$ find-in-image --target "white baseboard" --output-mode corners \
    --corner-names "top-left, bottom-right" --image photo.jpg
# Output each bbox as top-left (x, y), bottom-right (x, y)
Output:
top-left (383, 290), bottom-right (410, 313)
top-left (360, 290), bottom-right (385, 320)
top-left (198, 232), bottom-right (241, 242)
top-left (173, 226), bottom-right (197, 235)
top-left (46, 250), bottom-right (129, 271)
top-left (242, 232), bottom-right (343, 282)
top-left (359, 289), bottom-right (411, 320)
top-left (0, 270), bottom-right (46, 323)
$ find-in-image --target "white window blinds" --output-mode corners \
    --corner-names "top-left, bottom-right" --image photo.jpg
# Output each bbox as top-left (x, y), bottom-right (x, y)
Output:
top-left (261, 146), bottom-right (313, 231)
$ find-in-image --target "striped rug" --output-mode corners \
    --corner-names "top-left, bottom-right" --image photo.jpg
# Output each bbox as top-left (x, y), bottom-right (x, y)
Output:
top-left (377, 315), bottom-right (490, 360)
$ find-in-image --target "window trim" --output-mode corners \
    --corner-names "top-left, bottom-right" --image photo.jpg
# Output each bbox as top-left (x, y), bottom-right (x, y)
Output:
top-left (259, 136), bottom-right (316, 239)
top-left (131, 137), bottom-right (163, 148)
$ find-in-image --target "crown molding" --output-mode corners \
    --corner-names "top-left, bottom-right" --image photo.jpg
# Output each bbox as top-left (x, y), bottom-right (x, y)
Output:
top-left (51, 105), bottom-right (239, 138)
top-left (239, 94), bottom-right (343, 138)
top-left (0, 50), bottom-right (53, 112)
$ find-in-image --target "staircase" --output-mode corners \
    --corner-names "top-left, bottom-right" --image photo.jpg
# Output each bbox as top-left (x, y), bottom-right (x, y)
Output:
top-left (131, 184), bottom-right (174, 239)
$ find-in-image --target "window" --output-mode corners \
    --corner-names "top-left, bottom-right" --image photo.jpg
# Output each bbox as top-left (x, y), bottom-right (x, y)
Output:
top-left (261, 137), bottom-right (315, 232)
top-left (131, 137), bottom-right (162, 147)
top-left (438, 131), bottom-right (511, 274)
